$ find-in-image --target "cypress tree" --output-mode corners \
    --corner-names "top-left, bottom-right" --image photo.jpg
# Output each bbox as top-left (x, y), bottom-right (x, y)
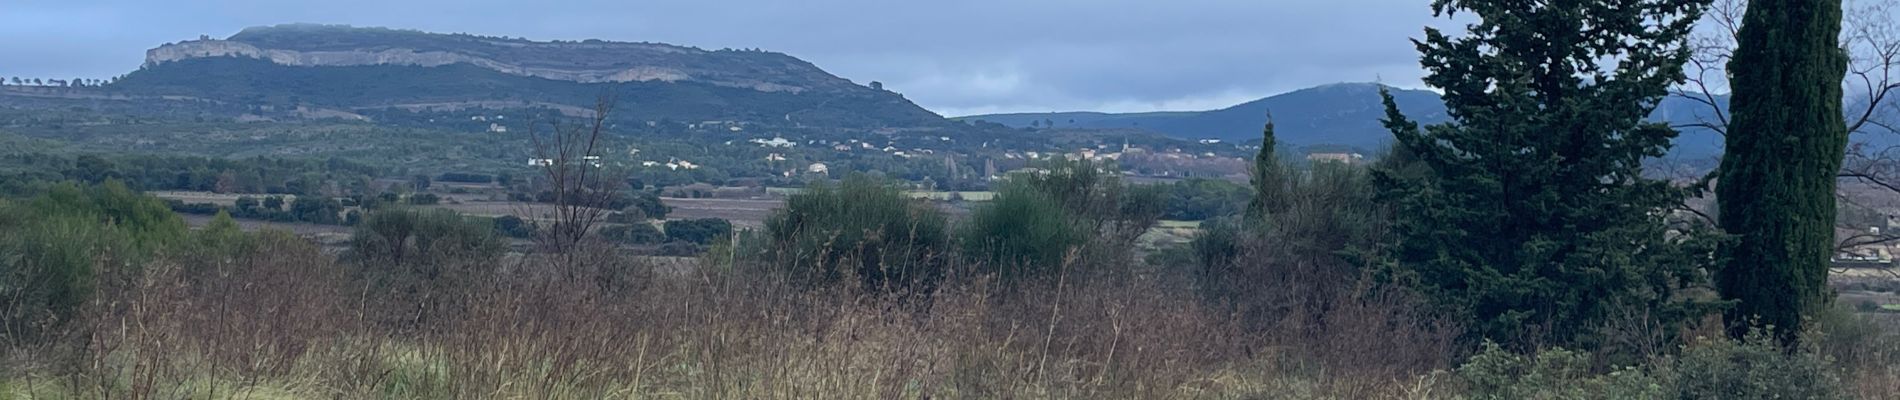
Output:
top-left (1247, 115), bottom-right (1288, 221)
top-left (1715, 0), bottom-right (1849, 341)
top-left (1375, 0), bottom-right (1720, 349)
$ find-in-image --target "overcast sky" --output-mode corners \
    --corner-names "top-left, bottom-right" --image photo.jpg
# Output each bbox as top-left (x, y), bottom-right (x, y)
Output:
top-left (0, 0), bottom-right (1446, 116)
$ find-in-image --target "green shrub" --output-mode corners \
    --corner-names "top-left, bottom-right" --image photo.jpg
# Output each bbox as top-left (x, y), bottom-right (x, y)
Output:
top-left (601, 223), bottom-right (665, 245)
top-left (960, 184), bottom-right (1086, 282)
top-left (492, 215), bottom-right (535, 238)
top-left (0, 181), bottom-right (185, 341)
top-left (349, 208), bottom-right (504, 328)
top-left (408, 193), bottom-right (441, 205)
top-left (350, 208), bottom-right (503, 270)
top-left (963, 159), bottom-right (1161, 283)
top-left (1671, 339), bottom-right (1840, 399)
top-left (1457, 342), bottom-right (1666, 400)
top-left (763, 175), bottom-right (949, 292)
top-left (664, 218), bottom-right (732, 245)
top-left (1455, 333), bottom-right (1844, 400)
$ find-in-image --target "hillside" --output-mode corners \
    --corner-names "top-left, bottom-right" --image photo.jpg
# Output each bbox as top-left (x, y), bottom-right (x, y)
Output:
top-left (960, 83), bottom-right (1448, 151)
top-left (961, 82), bottom-right (1747, 158)
top-left (51, 24), bottom-right (949, 130)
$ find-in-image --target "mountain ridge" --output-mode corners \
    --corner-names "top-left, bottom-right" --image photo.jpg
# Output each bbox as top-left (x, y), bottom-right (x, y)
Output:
top-left (144, 24), bottom-right (854, 93)
top-left (959, 82), bottom-right (1749, 157)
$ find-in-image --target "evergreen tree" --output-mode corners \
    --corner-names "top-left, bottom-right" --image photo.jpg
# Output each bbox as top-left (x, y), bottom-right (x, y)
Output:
top-left (1714, 0), bottom-right (1849, 341)
top-left (1374, 0), bottom-right (1719, 349)
top-left (1247, 116), bottom-right (1289, 221)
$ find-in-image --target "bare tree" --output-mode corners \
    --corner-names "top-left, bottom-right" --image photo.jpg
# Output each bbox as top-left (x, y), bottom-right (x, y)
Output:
top-left (523, 96), bottom-right (622, 255)
top-left (1674, 0), bottom-right (1900, 254)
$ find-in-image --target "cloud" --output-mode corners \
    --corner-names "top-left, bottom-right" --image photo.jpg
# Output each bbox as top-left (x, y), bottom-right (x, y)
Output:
top-left (0, 0), bottom-right (1443, 114)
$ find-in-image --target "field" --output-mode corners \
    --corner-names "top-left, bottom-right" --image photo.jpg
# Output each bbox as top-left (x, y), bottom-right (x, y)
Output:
top-left (150, 190), bottom-right (299, 206)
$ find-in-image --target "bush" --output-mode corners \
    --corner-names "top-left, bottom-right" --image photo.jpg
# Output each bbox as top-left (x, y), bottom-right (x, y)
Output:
top-left (960, 185), bottom-right (1086, 281)
top-left (1671, 334), bottom-right (1843, 399)
top-left (436, 172), bottom-right (493, 184)
top-left (349, 208), bottom-right (504, 328)
top-left (1456, 332), bottom-right (1844, 400)
top-left (0, 181), bottom-right (185, 341)
top-left (962, 159), bottom-right (1161, 283)
top-left (763, 175), bottom-right (949, 292)
top-left (664, 218), bottom-right (731, 245)
top-left (1457, 342), bottom-right (1666, 400)
top-left (289, 196), bottom-right (344, 224)
top-left (408, 193), bottom-right (441, 205)
top-left (351, 208), bottom-right (502, 268)
top-left (492, 215), bottom-right (535, 238)
top-left (601, 223), bottom-right (665, 245)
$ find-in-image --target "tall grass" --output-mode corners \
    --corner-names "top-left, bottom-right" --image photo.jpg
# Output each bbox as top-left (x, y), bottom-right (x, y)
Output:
top-left (0, 229), bottom-right (1468, 399)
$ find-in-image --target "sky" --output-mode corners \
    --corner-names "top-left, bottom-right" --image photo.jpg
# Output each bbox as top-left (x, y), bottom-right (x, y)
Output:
top-left (0, 0), bottom-right (1447, 116)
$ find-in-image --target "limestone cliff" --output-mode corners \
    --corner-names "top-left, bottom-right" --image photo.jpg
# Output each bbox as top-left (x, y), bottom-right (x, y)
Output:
top-left (144, 24), bottom-right (853, 93)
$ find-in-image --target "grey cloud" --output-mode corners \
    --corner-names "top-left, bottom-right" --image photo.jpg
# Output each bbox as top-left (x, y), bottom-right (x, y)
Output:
top-left (0, 0), bottom-right (1442, 114)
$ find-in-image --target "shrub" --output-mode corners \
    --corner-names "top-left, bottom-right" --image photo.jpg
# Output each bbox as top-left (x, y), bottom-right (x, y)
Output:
top-left (492, 215), bottom-right (535, 238)
top-left (351, 208), bottom-right (503, 269)
top-left (436, 172), bottom-right (493, 184)
top-left (289, 196), bottom-right (344, 224)
top-left (664, 218), bottom-right (731, 245)
top-left (0, 181), bottom-right (185, 341)
top-left (963, 159), bottom-right (1162, 283)
top-left (348, 208), bottom-right (504, 328)
top-left (1456, 342), bottom-right (1666, 400)
top-left (763, 175), bottom-right (949, 292)
top-left (960, 184), bottom-right (1086, 282)
top-left (1671, 333), bottom-right (1843, 399)
top-left (1456, 332), bottom-right (1845, 400)
top-left (601, 223), bottom-right (665, 245)
top-left (408, 193), bottom-right (441, 205)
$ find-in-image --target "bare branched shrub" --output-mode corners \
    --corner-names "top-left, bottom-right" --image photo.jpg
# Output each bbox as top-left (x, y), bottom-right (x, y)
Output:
top-left (523, 96), bottom-right (623, 255)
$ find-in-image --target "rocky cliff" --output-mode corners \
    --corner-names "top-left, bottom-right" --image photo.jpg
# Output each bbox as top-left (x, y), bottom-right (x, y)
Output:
top-left (144, 24), bottom-right (855, 93)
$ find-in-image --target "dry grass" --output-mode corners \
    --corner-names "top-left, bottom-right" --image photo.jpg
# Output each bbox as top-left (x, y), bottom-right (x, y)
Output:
top-left (7, 232), bottom-right (1895, 399)
top-left (0, 233), bottom-right (1460, 399)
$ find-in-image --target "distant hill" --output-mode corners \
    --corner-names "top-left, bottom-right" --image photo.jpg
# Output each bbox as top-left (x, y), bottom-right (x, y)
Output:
top-left (962, 83), bottom-right (1443, 150)
top-left (960, 82), bottom-right (1751, 158)
top-left (75, 24), bottom-right (948, 130)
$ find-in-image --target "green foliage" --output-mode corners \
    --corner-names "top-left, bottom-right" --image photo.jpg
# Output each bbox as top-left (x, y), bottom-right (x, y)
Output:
top-left (625, 190), bottom-right (670, 221)
top-left (664, 218), bottom-right (732, 245)
top-left (961, 184), bottom-right (1088, 281)
top-left (1248, 119), bottom-right (1290, 220)
top-left (964, 159), bottom-right (1162, 282)
top-left (1456, 342), bottom-right (1665, 400)
top-left (349, 208), bottom-right (503, 272)
top-left (1193, 156), bottom-right (1387, 325)
top-left (288, 196), bottom-right (344, 224)
top-left (492, 215), bottom-right (535, 239)
top-left (601, 223), bottom-right (666, 245)
top-left (1714, 0), bottom-right (1850, 342)
top-left (763, 175), bottom-right (949, 292)
top-left (1671, 334), bottom-right (1843, 399)
top-left (0, 181), bottom-right (186, 341)
top-left (0, 153), bottom-right (380, 196)
top-left (407, 193), bottom-right (440, 205)
top-left (1161, 178), bottom-right (1249, 221)
top-left (1457, 333), bottom-right (1843, 400)
top-left (1373, 0), bottom-right (1720, 349)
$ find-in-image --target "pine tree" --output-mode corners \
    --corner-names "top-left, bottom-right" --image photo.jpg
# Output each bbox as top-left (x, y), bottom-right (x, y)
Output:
top-left (1375, 0), bottom-right (1720, 349)
top-left (1715, 0), bottom-right (1848, 342)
